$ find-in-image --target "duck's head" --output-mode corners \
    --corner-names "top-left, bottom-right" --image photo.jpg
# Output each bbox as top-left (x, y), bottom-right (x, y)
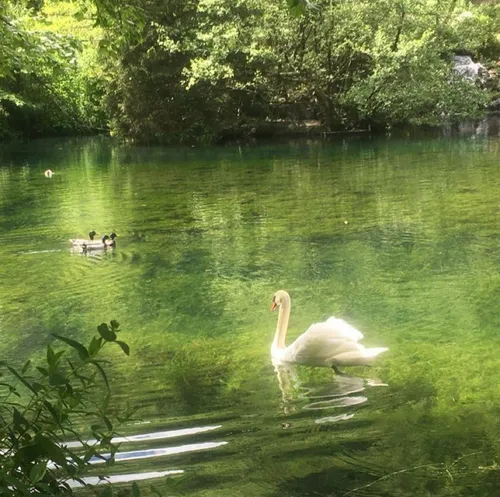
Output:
top-left (109, 232), bottom-right (118, 240)
top-left (271, 290), bottom-right (290, 311)
top-left (101, 235), bottom-right (110, 243)
top-left (89, 230), bottom-right (98, 240)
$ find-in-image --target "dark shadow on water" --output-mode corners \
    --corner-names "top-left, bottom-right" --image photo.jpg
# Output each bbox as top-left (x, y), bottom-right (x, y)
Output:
top-left (271, 466), bottom-right (377, 497)
top-left (275, 439), bottom-right (382, 464)
top-left (160, 473), bottom-right (241, 495)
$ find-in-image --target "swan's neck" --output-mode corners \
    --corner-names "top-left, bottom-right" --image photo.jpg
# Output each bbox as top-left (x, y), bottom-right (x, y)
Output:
top-left (274, 295), bottom-right (291, 349)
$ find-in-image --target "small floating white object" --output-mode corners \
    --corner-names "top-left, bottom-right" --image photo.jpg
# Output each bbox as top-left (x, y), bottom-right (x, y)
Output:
top-left (44, 169), bottom-right (54, 178)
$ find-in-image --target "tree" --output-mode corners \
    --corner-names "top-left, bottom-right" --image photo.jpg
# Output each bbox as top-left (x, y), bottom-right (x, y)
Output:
top-left (0, 0), bottom-right (106, 139)
top-left (1, 0), bottom-right (498, 142)
top-left (102, 0), bottom-right (499, 143)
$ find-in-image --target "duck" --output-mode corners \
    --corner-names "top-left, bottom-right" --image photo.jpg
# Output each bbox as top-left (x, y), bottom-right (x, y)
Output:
top-left (271, 290), bottom-right (388, 375)
top-left (103, 233), bottom-right (118, 247)
top-left (70, 231), bottom-right (99, 246)
top-left (80, 234), bottom-right (116, 252)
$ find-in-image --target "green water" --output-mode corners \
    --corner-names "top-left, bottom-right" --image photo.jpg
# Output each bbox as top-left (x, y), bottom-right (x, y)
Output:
top-left (1, 132), bottom-right (500, 496)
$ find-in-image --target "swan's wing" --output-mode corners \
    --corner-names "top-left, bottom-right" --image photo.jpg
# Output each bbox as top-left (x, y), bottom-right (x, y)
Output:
top-left (286, 330), bottom-right (363, 366)
top-left (325, 317), bottom-right (364, 340)
top-left (304, 318), bottom-right (364, 342)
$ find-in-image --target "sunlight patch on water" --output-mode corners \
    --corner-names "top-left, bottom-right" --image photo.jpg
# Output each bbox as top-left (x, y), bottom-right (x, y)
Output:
top-left (68, 469), bottom-right (185, 488)
top-left (89, 441), bottom-right (228, 464)
top-left (299, 375), bottom-right (367, 399)
top-left (303, 396), bottom-right (368, 410)
top-left (49, 441), bottom-right (228, 470)
top-left (63, 425), bottom-right (222, 448)
top-left (315, 413), bottom-right (355, 424)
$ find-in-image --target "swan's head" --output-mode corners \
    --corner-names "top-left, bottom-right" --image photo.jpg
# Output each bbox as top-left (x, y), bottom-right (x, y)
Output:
top-left (271, 290), bottom-right (290, 311)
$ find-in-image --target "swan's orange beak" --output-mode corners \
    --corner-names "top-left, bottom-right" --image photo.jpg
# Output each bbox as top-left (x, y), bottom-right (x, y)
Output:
top-left (271, 302), bottom-right (278, 311)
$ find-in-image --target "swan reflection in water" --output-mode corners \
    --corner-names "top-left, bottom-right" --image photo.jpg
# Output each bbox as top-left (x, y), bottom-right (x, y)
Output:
top-left (273, 362), bottom-right (387, 423)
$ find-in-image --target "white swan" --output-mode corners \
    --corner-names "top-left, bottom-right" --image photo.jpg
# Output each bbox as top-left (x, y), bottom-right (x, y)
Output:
top-left (271, 290), bottom-right (388, 374)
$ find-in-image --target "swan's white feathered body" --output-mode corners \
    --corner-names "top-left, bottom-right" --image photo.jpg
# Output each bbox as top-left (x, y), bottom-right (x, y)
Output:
top-left (271, 291), bottom-right (387, 371)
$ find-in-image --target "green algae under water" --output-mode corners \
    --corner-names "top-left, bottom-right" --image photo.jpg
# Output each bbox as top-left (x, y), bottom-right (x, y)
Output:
top-left (1, 130), bottom-right (500, 496)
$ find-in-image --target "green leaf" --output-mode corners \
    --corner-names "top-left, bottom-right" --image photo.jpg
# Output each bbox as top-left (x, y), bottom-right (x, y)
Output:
top-left (103, 416), bottom-right (113, 431)
top-left (53, 350), bottom-right (65, 363)
top-left (100, 486), bottom-right (113, 497)
top-left (13, 407), bottom-right (29, 428)
top-left (22, 360), bottom-right (31, 373)
top-left (32, 382), bottom-right (46, 393)
top-left (110, 320), bottom-right (120, 331)
top-left (97, 323), bottom-right (117, 342)
top-left (84, 447), bottom-right (98, 462)
top-left (132, 482), bottom-right (140, 497)
top-left (89, 360), bottom-right (110, 391)
top-left (52, 334), bottom-right (89, 361)
top-left (150, 484), bottom-right (163, 497)
top-left (7, 366), bottom-right (37, 394)
top-left (49, 372), bottom-right (68, 386)
top-left (29, 461), bottom-right (47, 483)
top-left (47, 344), bottom-right (55, 365)
top-left (4, 475), bottom-right (29, 493)
top-left (35, 434), bottom-right (68, 466)
top-left (43, 400), bottom-right (61, 423)
top-left (37, 366), bottom-right (49, 377)
top-left (115, 340), bottom-right (130, 356)
top-left (0, 381), bottom-right (15, 388)
top-left (89, 336), bottom-right (103, 356)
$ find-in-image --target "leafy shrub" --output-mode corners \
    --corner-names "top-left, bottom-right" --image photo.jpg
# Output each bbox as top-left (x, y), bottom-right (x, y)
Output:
top-left (0, 320), bottom-right (132, 496)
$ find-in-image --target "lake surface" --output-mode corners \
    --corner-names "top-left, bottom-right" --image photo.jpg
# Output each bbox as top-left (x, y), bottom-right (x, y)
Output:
top-left (2, 126), bottom-right (500, 496)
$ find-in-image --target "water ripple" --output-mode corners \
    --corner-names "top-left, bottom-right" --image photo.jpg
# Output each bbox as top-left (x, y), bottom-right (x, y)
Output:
top-left (303, 396), bottom-right (368, 410)
top-left (90, 441), bottom-right (228, 464)
top-left (68, 469), bottom-right (185, 488)
top-left (63, 424), bottom-right (222, 448)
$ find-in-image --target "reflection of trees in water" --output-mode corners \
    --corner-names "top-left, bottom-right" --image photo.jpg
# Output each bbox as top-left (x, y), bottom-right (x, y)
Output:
top-left (142, 338), bottom-right (248, 415)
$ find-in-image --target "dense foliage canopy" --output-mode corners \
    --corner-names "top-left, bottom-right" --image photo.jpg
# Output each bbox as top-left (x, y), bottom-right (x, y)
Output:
top-left (0, 0), bottom-right (499, 142)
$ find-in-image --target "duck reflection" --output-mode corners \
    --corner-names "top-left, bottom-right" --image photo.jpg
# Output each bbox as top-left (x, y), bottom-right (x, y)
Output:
top-left (273, 363), bottom-right (387, 423)
top-left (70, 245), bottom-right (114, 257)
